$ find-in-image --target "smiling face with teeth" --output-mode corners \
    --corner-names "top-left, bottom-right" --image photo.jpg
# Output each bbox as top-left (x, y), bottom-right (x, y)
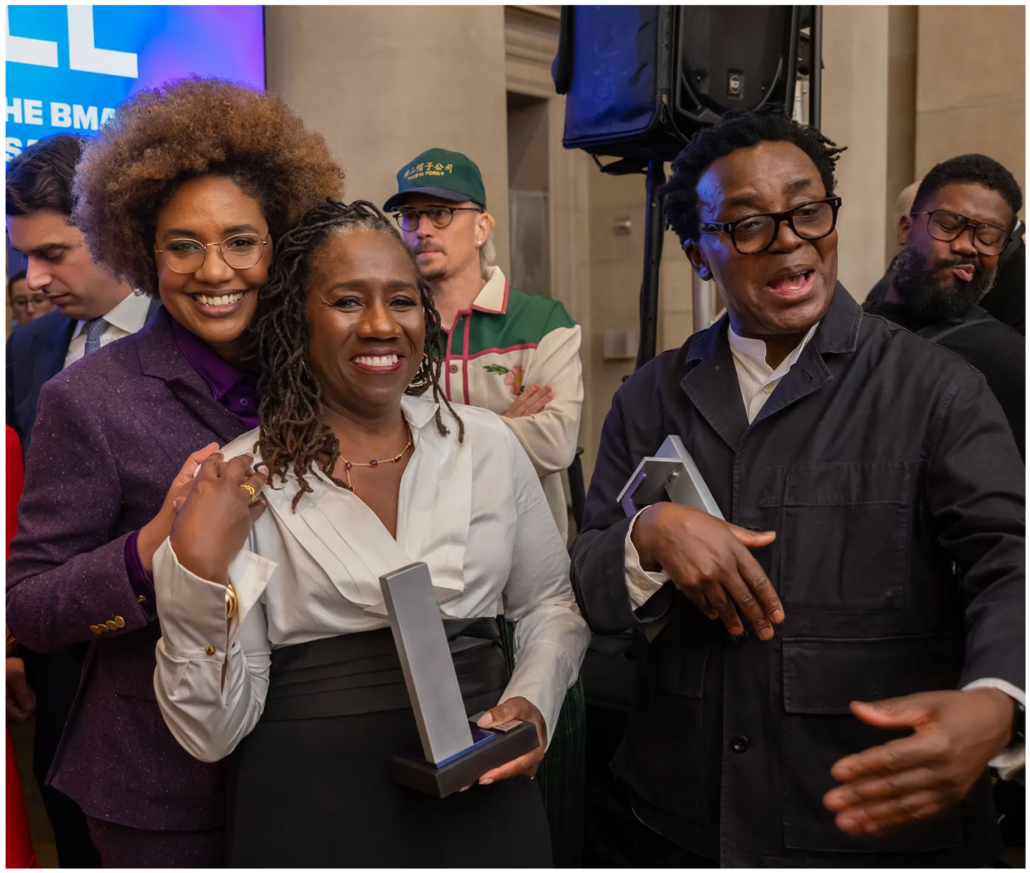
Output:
top-left (684, 141), bottom-right (839, 366)
top-left (304, 228), bottom-right (425, 421)
top-left (154, 175), bottom-right (273, 362)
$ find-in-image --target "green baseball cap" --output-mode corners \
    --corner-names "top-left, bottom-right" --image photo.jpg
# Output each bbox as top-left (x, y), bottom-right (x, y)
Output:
top-left (383, 148), bottom-right (487, 213)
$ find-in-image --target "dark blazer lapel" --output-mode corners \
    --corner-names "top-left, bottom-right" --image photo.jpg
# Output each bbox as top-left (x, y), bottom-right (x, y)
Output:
top-left (40, 313), bottom-right (76, 381)
top-left (680, 316), bottom-right (750, 451)
top-left (133, 310), bottom-right (246, 447)
top-left (748, 343), bottom-right (832, 428)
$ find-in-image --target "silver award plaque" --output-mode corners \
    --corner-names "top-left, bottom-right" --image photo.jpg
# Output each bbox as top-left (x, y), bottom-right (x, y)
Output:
top-left (379, 563), bottom-right (475, 764)
top-left (618, 436), bottom-right (725, 641)
top-left (372, 562), bottom-right (539, 798)
top-left (617, 435), bottom-right (724, 520)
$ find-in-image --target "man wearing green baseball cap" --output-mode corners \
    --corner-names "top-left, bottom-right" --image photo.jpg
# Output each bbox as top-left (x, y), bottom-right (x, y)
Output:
top-left (386, 149), bottom-right (587, 867)
top-left (385, 147), bottom-right (584, 544)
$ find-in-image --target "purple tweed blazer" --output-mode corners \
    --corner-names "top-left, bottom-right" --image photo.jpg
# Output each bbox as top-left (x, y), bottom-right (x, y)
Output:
top-left (6, 308), bottom-right (248, 831)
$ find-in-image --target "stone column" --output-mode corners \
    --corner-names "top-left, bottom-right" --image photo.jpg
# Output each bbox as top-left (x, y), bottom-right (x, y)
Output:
top-left (265, 5), bottom-right (511, 273)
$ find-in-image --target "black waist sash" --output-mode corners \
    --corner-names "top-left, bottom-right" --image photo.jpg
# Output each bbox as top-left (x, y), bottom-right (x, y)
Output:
top-left (260, 618), bottom-right (508, 722)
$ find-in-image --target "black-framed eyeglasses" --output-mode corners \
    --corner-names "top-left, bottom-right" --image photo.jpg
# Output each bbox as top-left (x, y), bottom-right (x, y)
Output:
top-left (156, 233), bottom-right (270, 274)
top-left (698, 197), bottom-right (842, 255)
top-left (393, 205), bottom-right (483, 232)
top-left (910, 209), bottom-right (1011, 256)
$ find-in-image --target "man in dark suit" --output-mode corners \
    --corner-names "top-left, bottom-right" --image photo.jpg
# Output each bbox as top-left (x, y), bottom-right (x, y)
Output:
top-left (865, 155), bottom-right (1024, 455)
top-left (978, 224), bottom-right (1025, 334)
top-left (571, 107), bottom-right (1023, 866)
top-left (5, 135), bottom-right (157, 869)
top-left (6, 135), bottom-right (156, 452)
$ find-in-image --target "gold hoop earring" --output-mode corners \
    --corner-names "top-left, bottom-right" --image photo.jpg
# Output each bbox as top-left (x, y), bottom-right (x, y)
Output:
top-left (408, 352), bottom-right (432, 388)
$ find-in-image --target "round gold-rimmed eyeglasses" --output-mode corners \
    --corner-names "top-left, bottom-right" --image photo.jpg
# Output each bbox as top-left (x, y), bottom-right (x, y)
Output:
top-left (156, 233), bottom-right (270, 274)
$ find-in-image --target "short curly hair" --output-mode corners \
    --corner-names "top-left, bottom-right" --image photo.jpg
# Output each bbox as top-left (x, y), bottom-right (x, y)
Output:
top-left (912, 154), bottom-right (1023, 228)
top-left (660, 105), bottom-right (846, 244)
top-left (72, 77), bottom-right (344, 297)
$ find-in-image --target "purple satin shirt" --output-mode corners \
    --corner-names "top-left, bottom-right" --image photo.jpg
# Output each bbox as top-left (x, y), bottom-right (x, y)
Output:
top-left (126, 317), bottom-right (260, 613)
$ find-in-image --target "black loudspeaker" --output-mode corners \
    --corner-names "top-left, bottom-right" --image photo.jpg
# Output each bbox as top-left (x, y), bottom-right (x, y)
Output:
top-left (554, 5), bottom-right (802, 168)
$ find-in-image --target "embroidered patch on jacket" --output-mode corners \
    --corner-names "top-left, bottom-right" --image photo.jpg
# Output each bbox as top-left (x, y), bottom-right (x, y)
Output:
top-left (484, 363), bottom-right (525, 396)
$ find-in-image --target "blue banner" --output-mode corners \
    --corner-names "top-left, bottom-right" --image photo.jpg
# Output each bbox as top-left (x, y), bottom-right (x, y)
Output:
top-left (5, 5), bottom-right (265, 162)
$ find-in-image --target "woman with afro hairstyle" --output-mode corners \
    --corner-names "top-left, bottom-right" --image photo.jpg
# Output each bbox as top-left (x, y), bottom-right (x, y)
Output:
top-left (149, 200), bottom-right (589, 866)
top-left (6, 77), bottom-right (343, 867)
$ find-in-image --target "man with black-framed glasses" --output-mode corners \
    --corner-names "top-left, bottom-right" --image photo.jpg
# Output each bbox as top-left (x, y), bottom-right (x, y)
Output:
top-left (864, 154), bottom-right (1024, 456)
top-left (571, 107), bottom-right (1023, 867)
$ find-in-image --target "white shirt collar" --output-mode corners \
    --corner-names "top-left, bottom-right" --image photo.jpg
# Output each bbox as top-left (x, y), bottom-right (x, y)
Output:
top-left (726, 321), bottom-right (821, 424)
top-left (471, 266), bottom-right (509, 314)
top-left (727, 320), bottom-right (820, 381)
top-left (72, 290), bottom-right (150, 338)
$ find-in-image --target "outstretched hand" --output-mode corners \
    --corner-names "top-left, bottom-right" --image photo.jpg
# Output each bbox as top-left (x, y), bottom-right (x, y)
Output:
top-left (823, 687), bottom-right (1015, 836)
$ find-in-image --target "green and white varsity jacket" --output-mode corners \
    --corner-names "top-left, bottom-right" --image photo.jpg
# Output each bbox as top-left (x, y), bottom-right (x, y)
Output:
top-left (441, 266), bottom-right (583, 542)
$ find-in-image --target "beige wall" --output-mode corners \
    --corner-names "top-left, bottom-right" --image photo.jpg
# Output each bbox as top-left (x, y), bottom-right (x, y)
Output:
top-left (264, 5), bottom-right (511, 274)
top-left (820, 5), bottom-right (1025, 302)
top-left (885, 6), bottom-right (918, 263)
top-left (915, 6), bottom-right (1025, 200)
top-left (262, 5), bottom-right (1024, 489)
top-left (583, 168), bottom-right (695, 479)
top-left (822, 6), bottom-right (892, 300)
top-left (585, 171), bottom-right (644, 477)
top-left (507, 93), bottom-right (549, 192)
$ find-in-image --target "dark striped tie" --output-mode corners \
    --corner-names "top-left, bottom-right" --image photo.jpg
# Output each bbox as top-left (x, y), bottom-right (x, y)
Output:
top-left (84, 316), bottom-right (108, 355)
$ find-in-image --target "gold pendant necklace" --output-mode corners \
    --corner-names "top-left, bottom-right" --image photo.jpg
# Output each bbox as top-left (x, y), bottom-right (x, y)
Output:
top-left (339, 425), bottom-right (413, 495)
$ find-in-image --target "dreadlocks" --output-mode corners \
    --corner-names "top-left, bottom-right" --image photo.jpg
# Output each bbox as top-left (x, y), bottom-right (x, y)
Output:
top-left (252, 199), bottom-right (464, 510)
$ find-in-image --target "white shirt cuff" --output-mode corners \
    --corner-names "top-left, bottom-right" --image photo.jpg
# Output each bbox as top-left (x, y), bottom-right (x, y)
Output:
top-left (963, 678), bottom-right (1025, 780)
top-left (154, 538), bottom-right (277, 661)
top-left (501, 640), bottom-right (577, 750)
top-left (624, 509), bottom-right (670, 608)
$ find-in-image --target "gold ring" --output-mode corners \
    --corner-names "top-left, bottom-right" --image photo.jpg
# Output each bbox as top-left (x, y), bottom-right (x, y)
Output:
top-left (239, 482), bottom-right (257, 499)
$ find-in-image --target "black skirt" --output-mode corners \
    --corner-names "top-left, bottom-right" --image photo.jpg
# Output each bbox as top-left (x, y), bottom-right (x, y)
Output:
top-left (225, 621), bottom-right (552, 868)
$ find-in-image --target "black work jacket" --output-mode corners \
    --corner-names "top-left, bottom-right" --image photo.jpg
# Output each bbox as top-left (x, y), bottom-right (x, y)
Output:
top-left (571, 285), bottom-right (1024, 867)
top-left (865, 301), bottom-right (1025, 457)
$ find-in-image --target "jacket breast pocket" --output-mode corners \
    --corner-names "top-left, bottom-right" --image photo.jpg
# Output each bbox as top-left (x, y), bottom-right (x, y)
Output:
top-left (761, 460), bottom-right (920, 613)
top-left (780, 634), bottom-right (967, 854)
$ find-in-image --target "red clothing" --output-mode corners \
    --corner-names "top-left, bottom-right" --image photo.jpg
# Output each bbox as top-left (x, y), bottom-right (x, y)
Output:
top-left (7, 425), bottom-right (38, 868)
top-left (7, 425), bottom-right (25, 558)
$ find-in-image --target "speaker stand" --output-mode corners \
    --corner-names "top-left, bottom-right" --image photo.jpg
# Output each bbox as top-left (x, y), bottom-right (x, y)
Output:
top-left (809, 5), bottom-right (823, 130)
top-left (636, 159), bottom-right (666, 367)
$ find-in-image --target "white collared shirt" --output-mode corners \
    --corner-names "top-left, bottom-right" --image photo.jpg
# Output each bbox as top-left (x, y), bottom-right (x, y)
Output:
top-left (153, 396), bottom-right (590, 762)
top-left (726, 321), bottom-right (820, 424)
top-left (63, 290), bottom-right (151, 368)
